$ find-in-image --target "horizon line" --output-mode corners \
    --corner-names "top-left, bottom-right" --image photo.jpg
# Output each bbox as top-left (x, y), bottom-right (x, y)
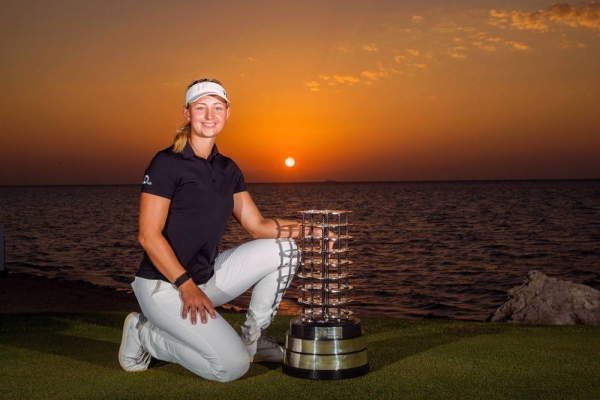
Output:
top-left (1, 177), bottom-right (599, 188)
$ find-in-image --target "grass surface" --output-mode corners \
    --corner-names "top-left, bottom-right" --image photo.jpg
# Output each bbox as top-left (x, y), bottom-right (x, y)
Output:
top-left (1, 312), bottom-right (599, 399)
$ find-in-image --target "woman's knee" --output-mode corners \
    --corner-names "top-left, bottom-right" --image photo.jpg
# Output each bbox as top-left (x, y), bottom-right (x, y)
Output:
top-left (212, 356), bottom-right (250, 382)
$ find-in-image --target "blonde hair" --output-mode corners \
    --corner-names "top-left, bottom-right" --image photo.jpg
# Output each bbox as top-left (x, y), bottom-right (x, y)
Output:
top-left (172, 78), bottom-right (228, 153)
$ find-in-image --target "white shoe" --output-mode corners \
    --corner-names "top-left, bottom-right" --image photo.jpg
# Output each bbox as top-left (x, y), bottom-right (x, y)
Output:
top-left (247, 331), bottom-right (284, 363)
top-left (118, 312), bottom-right (151, 372)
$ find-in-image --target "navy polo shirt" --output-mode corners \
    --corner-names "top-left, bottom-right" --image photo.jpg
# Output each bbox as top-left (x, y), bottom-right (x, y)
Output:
top-left (136, 141), bottom-right (247, 285)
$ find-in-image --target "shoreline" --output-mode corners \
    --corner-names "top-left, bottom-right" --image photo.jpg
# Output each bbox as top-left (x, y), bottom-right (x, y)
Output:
top-left (0, 271), bottom-right (297, 315)
top-left (0, 271), bottom-right (141, 314)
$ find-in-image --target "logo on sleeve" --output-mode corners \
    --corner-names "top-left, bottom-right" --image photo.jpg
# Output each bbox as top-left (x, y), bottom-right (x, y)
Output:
top-left (142, 175), bottom-right (152, 186)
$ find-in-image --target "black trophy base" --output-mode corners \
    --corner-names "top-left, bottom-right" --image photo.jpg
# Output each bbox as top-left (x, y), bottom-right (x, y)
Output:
top-left (282, 363), bottom-right (370, 380)
top-left (282, 316), bottom-right (369, 380)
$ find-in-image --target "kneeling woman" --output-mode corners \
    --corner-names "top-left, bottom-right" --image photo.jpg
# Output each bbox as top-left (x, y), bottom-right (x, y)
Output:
top-left (119, 79), bottom-right (302, 382)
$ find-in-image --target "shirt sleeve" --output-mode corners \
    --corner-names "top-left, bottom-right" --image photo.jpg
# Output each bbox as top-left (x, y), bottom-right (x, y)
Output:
top-left (233, 163), bottom-right (247, 193)
top-left (140, 151), bottom-right (177, 199)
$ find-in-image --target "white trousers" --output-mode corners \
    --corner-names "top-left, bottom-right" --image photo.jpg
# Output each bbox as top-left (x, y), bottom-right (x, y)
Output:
top-left (131, 238), bottom-right (298, 382)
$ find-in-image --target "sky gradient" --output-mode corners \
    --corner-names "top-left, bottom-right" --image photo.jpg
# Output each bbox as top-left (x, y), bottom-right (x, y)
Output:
top-left (1, 0), bottom-right (599, 185)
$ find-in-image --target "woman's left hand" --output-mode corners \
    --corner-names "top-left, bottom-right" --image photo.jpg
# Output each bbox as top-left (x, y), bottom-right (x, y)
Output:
top-left (178, 280), bottom-right (216, 324)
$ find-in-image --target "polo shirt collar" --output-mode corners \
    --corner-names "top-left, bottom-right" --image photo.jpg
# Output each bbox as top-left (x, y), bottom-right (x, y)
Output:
top-left (182, 141), bottom-right (220, 161)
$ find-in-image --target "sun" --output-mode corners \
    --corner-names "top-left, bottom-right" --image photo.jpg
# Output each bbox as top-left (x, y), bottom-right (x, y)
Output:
top-left (285, 157), bottom-right (296, 168)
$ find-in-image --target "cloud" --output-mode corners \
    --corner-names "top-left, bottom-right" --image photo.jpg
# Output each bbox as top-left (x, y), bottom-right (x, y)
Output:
top-left (472, 41), bottom-right (497, 52)
top-left (547, 2), bottom-right (600, 29)
top-left (406, 49), bottom-right (420, 56)
top-left (560, 39), bottom-right (587, 48)
top-left (318, 75), bottom-right (338, 86)
top-left (490, 2), bottom-right (600, 32)
top-left (508, 10), bottom-right (552, 32)
top-left (361, 70), bottom-right (381, 80)
top-left (450, 45), bottom-right (469, 59)
top-left (461, 29), bottom-right (533, 53)
top-left (412, 15), bottom-right (424, 23)
top-left (506, 41), bottom-right (532, 51)
top-left (312, 63), bottom-right (404, 92)
top-left (361, 64), bottom-right (402, 81)
top-left (450, 52), bottom-right (467, 59)
top-left (331, 74), bottom-right (360, 85)
top-left (431, 22), bottom-right (477, 34)
top-left (334, 75), bottom-right (360, 84)
top-left (362, 44), bottom-right (378, 52)
top-left (305, 81), bottom-right (320, 92)
top-left (490, 10), bottom-right (510, 20)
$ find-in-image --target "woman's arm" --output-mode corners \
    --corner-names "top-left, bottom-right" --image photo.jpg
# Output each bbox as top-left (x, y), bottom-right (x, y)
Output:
top-left (138, 192), bottom-right (215, 324)
top-left (232, 191), bottom-right (302, 239)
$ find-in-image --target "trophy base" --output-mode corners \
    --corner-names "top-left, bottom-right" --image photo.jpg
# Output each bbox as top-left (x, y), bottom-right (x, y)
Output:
top-left (282, 363), bottom-right (370, 380)
top-left (282, 316), bottom-right (369, 380)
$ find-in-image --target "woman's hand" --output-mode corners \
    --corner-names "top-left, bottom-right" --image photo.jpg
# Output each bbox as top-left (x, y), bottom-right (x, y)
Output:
top-left (178, 280), bottom-right (216, 324)
top-left (307, 226), bottom-right (337, 251)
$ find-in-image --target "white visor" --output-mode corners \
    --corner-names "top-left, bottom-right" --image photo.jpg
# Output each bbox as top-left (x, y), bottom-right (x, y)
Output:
top-left (185, 81), bottom-right (229, 105)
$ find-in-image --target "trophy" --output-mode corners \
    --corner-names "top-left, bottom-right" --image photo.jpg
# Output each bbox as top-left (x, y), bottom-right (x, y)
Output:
top-left (283, 210), bottom-right (369, 380)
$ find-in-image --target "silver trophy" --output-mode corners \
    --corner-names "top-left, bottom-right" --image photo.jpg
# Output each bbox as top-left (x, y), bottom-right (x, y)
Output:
top-left (283, 210), bottom-right (369, 380)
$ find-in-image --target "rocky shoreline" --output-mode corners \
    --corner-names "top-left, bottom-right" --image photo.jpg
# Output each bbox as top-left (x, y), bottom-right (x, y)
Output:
top-left (487, 270), bottom-right (600, 326)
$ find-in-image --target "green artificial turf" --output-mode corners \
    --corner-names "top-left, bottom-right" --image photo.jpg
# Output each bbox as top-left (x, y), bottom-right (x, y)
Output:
top-left (1, 312), bottom-right (598, 399)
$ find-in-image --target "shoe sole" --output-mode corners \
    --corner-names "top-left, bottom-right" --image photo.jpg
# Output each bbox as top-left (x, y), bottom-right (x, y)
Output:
top-left (118, 313), bottom-right (138, 372)
top-left (251, 357), bottom-right (284, 363)
top-left (250, 347), bottom-right (284, 363)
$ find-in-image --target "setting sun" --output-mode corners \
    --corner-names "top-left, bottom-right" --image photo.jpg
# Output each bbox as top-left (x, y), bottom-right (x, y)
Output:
top-left (285, 157), bottom-right (296, 168)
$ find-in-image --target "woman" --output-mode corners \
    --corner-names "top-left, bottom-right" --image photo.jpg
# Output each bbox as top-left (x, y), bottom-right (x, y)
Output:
top-left (118, 78), bottom-right (302, 382)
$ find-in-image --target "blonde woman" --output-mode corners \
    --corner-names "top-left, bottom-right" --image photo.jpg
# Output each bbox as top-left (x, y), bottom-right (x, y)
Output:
top-left (119, 79), bottom-right (301, 382)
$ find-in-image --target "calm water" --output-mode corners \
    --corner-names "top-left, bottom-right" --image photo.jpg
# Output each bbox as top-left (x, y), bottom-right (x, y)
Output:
top-left (1, 180), bottom-right (599, 321)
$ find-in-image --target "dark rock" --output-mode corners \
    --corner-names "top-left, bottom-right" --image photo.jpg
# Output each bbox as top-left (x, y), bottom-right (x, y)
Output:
top-left (487, 270), bottom-right (600, 326)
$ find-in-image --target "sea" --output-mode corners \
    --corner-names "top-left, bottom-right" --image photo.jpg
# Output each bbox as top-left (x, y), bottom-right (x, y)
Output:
top-left (1, 180), bottom-right (599, 321)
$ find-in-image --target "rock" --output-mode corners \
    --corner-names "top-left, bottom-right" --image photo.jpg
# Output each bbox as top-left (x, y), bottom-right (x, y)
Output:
top-left (487, 270), bottom-right (600, 326)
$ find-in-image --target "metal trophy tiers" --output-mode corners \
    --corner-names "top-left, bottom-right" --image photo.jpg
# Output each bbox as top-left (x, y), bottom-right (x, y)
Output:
top-left (283, 210), bottom-right (369, 380)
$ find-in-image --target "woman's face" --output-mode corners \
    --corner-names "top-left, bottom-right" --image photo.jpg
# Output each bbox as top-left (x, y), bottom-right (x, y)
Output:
top-left (184, 95), bottom-right (230, 139)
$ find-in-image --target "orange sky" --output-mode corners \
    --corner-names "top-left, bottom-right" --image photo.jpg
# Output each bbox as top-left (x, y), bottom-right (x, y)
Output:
top-left (1, 0), bottom-right (599, 185)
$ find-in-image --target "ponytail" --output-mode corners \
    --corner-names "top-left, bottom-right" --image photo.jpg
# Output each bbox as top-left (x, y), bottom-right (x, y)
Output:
top-left (173, 121), bottom-right (190, 153)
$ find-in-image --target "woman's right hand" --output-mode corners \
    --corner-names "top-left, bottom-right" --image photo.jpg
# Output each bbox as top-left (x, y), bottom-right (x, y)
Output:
top-left (178, 280), bottom-right (216, 325)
